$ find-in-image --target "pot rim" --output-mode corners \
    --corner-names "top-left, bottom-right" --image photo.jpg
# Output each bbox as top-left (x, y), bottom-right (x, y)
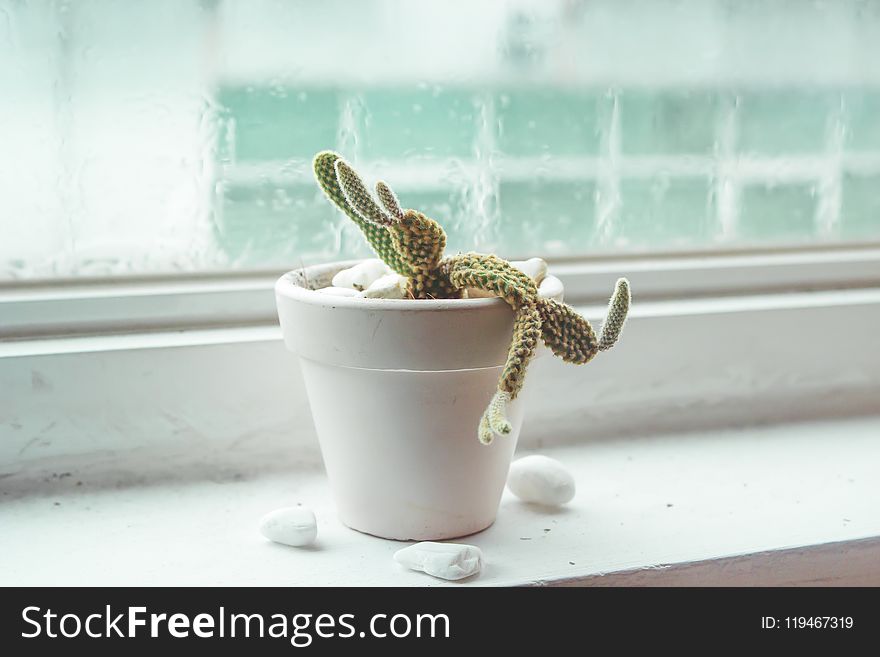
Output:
top-left (275, 259), bottom-right (564, 312)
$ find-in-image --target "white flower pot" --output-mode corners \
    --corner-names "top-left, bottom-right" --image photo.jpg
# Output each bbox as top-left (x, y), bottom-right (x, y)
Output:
top-left (275, 260), bottom-right (563, 541)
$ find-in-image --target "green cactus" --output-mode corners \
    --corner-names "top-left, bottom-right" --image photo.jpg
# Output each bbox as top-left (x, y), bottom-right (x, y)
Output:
top-left (313, 150), bottom-right (631, 444)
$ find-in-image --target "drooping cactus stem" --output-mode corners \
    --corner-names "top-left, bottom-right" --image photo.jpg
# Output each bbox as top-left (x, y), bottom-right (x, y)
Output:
top-left (598, 278), bottom-right (631, 351)
top-left (498, 303), bottom-right (541, 397)
top-left (446, 253), bottom-right (542, 441)
top-left (537, 297), bottom-right (599, 365)
top-left (487, 391), bottom-right (512, 434)
top-left (479, 391), bottom-right (513, 444)
top-left (446, 252), bottom-right (538, 306)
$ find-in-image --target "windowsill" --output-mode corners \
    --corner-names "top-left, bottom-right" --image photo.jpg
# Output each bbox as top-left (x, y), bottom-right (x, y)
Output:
top-left (4, 286), bottom-right (880, 467)
top-left (3, 259), bottom-right (880, 585)
top-left (3, 415), bottom-right (879, 586)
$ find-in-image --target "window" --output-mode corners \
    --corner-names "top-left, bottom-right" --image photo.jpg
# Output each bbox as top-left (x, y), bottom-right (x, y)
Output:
top-left (3, 0), bottom-right (879, 281)
top-left (3, 0), bottom-right (880, 590)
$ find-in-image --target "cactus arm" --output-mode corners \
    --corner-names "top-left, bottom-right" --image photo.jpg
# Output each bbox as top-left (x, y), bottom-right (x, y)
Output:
top-left (444, 253), bottom-right (538, 306)
top-left (478, 303), bottom-right (541, 444)
top-left (444, 254), bottom-right (543, 388)
top-left (536, 277), bottom-right (630, 363)
top-left (391, 210), bottom-right (453, 299)
top-left (446, 253), bottom-right (542, 443)
top-left (498, 302), bottom-right (542, 396)
top-left (313, 151), bottom-right (410, 274)
top-left (331, 156), bottom-right (447, 284)
top-left (315, 152), bottom-right (453, 298)
top-left (536, 297), bottom-right (599, 364)
top-left (334, 159), bottom-right (396, 226)
top-left (478, 391), bottom-right (512, 445)
top-left (598, 278), bottom-right (631, 351)
top-left (376, 181), bottom-right (405, 220)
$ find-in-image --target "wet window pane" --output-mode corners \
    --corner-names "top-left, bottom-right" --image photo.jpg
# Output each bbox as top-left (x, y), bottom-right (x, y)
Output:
top-left (619, 91), bottom-right (718, 156)
top-left (496, 90), bottom-right (601, 157)
top-left (617, 177), bottom-right (716, 247)
top-left (739, 183), bottom-right (818, 241)
top-left (2, 0), bottom-right (880, 280)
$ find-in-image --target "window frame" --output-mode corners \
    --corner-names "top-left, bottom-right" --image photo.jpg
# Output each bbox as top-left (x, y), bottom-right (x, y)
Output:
top-left (1, 241), bottom-right (878, 340)
top-left (3, 244), bottom-right (880, 469)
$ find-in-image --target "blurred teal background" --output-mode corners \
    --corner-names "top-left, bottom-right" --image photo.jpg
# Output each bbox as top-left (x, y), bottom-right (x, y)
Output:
top-left (2, 0), bottom-right (878, 279)
top-left (215, 85), bottom-right (880, 264)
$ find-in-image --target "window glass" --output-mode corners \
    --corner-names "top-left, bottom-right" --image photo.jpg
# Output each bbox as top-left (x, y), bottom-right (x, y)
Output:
top-left (2, 0), bottom-right (879, 280)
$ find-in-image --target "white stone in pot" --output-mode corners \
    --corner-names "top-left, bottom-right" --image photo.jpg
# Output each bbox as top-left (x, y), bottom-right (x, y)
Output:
top-left (332, 259), bottom-right (391, 291)
top-left (362, 273), bottom-right (408, 299)
top-left (510, 257), bottom-right (548, 285)
top-left (506, 455), bottom-right (576, 506)
top-left (316, 286), bottom-right (361, 297)
top-left (538, 274), bottom-right (563, 299)
top-left (259, 506), bottom-right (317, 547)
top-left (393, 542), bottom-right (483, 581)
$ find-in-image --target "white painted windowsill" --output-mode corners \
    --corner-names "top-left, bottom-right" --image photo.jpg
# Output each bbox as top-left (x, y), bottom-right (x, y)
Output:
top-left (2, 415), bottom-right (879, 587)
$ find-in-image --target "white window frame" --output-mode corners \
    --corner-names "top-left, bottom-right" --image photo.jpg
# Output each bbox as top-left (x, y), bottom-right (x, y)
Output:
top-left (2, 241), bottom-right (880, 470)
top-left (2, 241), bottom-right (879, 340)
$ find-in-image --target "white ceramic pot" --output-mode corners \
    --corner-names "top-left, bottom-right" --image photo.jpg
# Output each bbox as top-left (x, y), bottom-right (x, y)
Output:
top-left (275, 260), bottom-right (563, 541)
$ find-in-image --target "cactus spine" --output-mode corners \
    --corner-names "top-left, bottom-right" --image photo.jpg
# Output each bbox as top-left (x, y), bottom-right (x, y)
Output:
top-left (312, 151), bottom-right (631, 443)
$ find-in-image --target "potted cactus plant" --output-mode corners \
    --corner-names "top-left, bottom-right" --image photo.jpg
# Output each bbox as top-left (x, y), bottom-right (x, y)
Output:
top-left (275, 151), bottom-right (630, 540)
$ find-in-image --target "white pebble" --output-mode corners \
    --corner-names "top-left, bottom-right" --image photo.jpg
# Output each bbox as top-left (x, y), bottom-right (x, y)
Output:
top-left (316, 286), bottom-right (361, 297)
top-left (506, 455), bottom-right (576, 506)
top-left (393, 542), bottom-right (483, 581)
top-left (332, 259), bottom-right (390, 291)
top-left (362, 273), bottom-right (408, 299)
top-left (259, 507), bottom-right (317, 547)
top-left (538, 274), bottom-right (563, 299)
top-left (510, 257), bottom-right (548, 285)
